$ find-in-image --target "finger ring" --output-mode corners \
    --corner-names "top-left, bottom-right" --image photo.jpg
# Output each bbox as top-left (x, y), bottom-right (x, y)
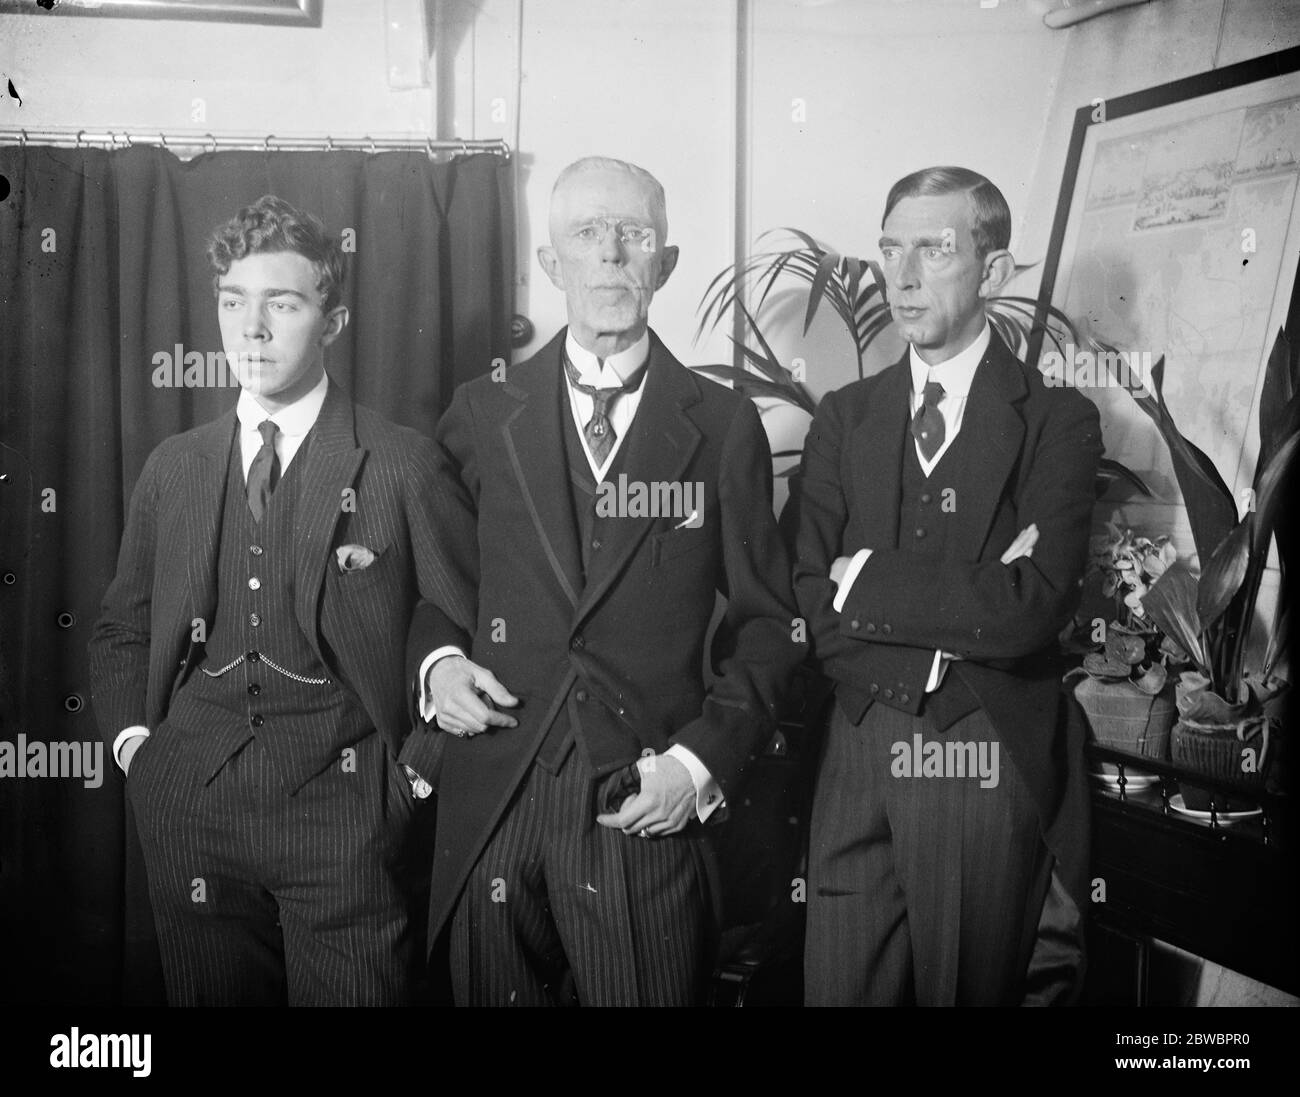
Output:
top-left (637, 829), bottom-right (650, 839)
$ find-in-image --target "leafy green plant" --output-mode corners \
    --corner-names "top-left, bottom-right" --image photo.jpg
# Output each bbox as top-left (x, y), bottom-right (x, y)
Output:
top-left (1078, 524), bottom-right (1187, 693)
top-left (1124, 328), bottom-right (1298, 721)
top-left (1096, 524), bottom-right (1178, 628)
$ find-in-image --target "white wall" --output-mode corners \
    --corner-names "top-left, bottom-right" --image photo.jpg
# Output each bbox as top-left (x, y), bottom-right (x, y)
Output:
top-left (748, 0), bottom-right (1066, 395)
top-left (0, 0), bottom-right (433, 134)
top-left (451, 0), bottom-right (738, 368)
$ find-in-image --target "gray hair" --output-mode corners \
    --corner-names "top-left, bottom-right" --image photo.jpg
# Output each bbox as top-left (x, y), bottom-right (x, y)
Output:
top-left (549, 156), bottom-right (669, 240)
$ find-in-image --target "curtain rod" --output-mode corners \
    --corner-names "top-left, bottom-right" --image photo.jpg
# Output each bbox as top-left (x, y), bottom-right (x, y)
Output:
top-left (0, 129), bottom-right (511, 160)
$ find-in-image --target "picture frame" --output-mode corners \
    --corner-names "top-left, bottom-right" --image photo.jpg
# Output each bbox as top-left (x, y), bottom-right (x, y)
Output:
top-left (0, 0), bottom-right (320, 27)
top-left (1032, 45), bottom-right (1300, 561)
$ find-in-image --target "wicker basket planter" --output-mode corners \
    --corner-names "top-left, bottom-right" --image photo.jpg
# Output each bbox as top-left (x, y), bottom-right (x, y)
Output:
top-left (1170, 715), bottom-right (1271, 812)
top-left (1073, 675), bottom-right (1176, 777)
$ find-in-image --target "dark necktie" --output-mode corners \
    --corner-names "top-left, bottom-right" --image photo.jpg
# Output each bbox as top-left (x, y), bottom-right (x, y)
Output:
top-left (247, 419), bottom-right (280, 522)
top-left (911, 380), bottom-right (946, 462)
top-left (562, 353), bottom-right (648, 467)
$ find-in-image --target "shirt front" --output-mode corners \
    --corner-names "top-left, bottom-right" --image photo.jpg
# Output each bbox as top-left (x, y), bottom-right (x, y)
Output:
top-left (906, 320), bottom-right (989, 477)
top-left (563, 329), bottom-right (651, 482)
top-left (235, 370), bottom-right (329, 481)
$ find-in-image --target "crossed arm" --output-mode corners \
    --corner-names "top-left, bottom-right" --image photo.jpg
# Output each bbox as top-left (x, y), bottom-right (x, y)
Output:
top-left (794, 385), bottom-right (1102, 676)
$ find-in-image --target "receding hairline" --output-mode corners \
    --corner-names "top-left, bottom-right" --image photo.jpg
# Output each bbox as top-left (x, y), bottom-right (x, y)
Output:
top-left (548, 156), bottom-right (669, 239)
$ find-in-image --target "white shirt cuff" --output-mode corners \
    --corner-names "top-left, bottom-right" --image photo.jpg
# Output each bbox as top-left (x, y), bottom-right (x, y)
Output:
top-left (417, 647), bottom-right (467, 721)
top-left (831, 548), bottom-right (873, 613)
top-left (664, 744), bottom-right (724, 823)
top-left (113, 726), bottom-right (150, 772)
top-left (925, 649), bottom-right (947, 692)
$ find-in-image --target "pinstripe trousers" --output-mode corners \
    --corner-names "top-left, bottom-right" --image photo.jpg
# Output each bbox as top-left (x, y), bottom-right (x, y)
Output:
top-left (804, 700), bottom-right (1053, 1006)
top-left (450, 746), bottom-right (714, 1006)
top-left (128, 724), bottom-right (423, 1006)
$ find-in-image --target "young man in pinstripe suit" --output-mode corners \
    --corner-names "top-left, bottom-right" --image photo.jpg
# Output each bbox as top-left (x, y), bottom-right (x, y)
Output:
top-left (90, 196), bottom-right (463, 1005)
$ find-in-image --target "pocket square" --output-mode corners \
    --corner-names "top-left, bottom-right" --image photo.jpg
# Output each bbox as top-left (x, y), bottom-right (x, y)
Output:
top-left (335, 544), bottom-right (378, 572)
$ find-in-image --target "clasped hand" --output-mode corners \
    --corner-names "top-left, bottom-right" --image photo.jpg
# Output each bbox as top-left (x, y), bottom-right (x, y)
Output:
top-left (595, 752), bottom-right (695, 837)
top-left (425, 656), bottom-right (519, 736)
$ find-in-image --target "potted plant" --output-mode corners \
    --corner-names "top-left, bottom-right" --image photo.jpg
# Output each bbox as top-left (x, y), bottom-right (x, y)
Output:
top-left (1107, 330), bottom-right (1298, 812)
top-left (1067, 524), bottom-right (1184, 781)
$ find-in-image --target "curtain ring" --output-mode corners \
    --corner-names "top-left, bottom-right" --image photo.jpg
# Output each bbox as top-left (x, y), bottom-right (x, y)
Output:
top-left (123, 131), bottom-right (134, 147)
top-left (368, 135), bottom-right (377, 154)
top-left (208, 133), bottom-right (217, 153)
top-left (19, 128), bottom-right (26, 148)
top-left (425, 137), bottom-right (434, 159)
top-left (326, 134), bottom-right (334, 151)
top-left (459, 139), bottom-right (469, 157)
top-left (264, 134), bottom-right (274, 152)
top-left (159, 132), bottom-right (168, 149)
top-left (75, 130), bottom-right (85, 148)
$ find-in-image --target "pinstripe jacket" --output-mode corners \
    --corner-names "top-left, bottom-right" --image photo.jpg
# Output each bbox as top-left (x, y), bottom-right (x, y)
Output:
top-left (89, 380), bottom-right (471, 764)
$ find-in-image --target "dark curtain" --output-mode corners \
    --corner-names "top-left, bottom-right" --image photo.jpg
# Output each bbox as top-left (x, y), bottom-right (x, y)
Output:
top-left (0, 144), bottom-right (514, 1004)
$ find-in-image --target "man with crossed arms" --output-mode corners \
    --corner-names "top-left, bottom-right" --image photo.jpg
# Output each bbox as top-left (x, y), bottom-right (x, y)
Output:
top-left (795, 166), bottom-right (1102, 1005)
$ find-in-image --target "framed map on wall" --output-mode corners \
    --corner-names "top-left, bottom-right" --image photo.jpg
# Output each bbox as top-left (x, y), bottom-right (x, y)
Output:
top-left (1034, 46), bottom-right (1300, 574)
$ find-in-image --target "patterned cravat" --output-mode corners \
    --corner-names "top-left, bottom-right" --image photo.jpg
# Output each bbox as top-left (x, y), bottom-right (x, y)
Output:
top-left (562, 353), bottom-right (648, 466)
top-left (911, 380), bottom-right (946, 462)
top-left (246, 419), bottom-right (280, 522)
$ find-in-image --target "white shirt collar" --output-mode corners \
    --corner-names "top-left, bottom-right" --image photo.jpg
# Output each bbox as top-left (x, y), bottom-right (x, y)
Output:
top-left (908, 320), bottom-right (990, 399)
top-left (236, 370), bottom-right (329, 437)
top-left (565, 329), bottom-right (651, 387)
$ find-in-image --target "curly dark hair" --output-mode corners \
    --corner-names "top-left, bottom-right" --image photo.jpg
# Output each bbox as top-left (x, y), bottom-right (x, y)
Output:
top-left (206, 195), bottom-right (346, 311)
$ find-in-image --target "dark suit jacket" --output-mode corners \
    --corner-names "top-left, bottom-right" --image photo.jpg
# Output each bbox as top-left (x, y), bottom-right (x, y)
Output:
top-left (89, 380), bottom-right (469, 774)
top-left (400, 328), bottom-right (803, 945)
top-left (793, 331), bottom-right (1102, 907)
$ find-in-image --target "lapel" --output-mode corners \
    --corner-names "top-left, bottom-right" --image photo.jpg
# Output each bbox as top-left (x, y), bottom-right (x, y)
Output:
top-left (292, 380), bottom-right (366, 653)
top-left (849, 354), bottom-right (911, 551)
top-left (500, 331), bottom-right (585, 608)
top-left (575, 331), bottom-right (702, 625)
top-left (182, 409), bottom-right (237, 631)
top-left (945, 332), bottom-right (1029, 560)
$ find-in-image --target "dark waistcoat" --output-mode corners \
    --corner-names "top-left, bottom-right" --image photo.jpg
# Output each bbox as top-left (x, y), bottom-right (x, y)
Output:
top-left (534, 380), bottom-right (639, 772)
top-left (168, 428), bottom-right (373, 791)
top-left (893, 428), bottom-right (981, 731)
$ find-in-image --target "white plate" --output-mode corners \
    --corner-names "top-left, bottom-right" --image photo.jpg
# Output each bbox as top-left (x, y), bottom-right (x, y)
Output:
top-left (1168, 793), bottom-right (1262, 825)
top-left (1090, 771), bottom-right (1159, 790)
